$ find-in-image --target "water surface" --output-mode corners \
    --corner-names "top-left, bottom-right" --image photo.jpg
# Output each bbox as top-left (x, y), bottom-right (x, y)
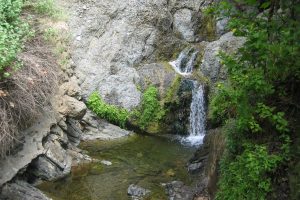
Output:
top-left (38, 134), bottom-right (197, 200)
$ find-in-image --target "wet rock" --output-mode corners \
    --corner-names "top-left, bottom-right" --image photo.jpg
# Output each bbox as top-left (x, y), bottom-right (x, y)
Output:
top-left (164, 181), bottom-right (194, 200)
top-left (0, 181), bottom-right (50, 200)
top-left (188, 162), bottom-right (203, 173)
top-left (127, 184), bottom-right (151, 199)
top-left (58, 95), bottom-right (87, 119)
top-left (163, 79), bottom-right (194, 135)
top-left (200, 32), bottom-right (246, 82)
top-left (67, 145), bottom-right (94, 166)
top-left (30, 155), bottom-right (71, 181)
top-left (29, 134), bottom-right (72, 181)
top-left (100, 160), bottom-right (112, 166)
top-left (44, 139), bottom-right (70, 170)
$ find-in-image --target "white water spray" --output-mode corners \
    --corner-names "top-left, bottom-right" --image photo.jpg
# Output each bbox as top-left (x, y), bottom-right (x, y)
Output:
top-left (169, 48), bottom-right (198, 76)
top-left (169, 48), bottom-right (206, 146)
top-left (181, 82), bottom-right (206, 146)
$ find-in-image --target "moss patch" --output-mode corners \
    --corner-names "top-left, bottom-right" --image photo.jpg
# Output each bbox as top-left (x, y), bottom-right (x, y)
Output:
top-left (196, 14), bottom-right (217, 42)
top-left (163, 75), bottom-right (182, 104)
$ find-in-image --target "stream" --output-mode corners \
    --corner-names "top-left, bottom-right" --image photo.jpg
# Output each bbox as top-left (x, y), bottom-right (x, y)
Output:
top-left (38, 47), bottom-right (205, 200)
top-left (38, 134), bottom-right (197, 200)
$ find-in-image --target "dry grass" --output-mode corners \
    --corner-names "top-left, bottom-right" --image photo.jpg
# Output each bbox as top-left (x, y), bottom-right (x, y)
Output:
top-left (0, 35), bottom-right (58, 158)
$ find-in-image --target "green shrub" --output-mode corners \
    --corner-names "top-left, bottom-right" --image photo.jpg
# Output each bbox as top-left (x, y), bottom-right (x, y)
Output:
top-left (87, 92), bottom-right (129, 127)
top-left (217, 145), bottom-right (282, 200)
top-left (134, 86), bottom-right (165, 130)
top-left (24, 0), bottom-right (64, 19)
top-left (208, 0), bottom-right (299, 198)
top-left (0, 0), bottom-right (31, 79)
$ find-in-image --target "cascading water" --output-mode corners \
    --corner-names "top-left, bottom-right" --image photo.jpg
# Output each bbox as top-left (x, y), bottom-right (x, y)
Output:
top-left (182, 82), bottom-right (206, 146)
top-left (169, 48), bottom-right (206, 146)
top-left (169, 48), bottom-right (198, 75)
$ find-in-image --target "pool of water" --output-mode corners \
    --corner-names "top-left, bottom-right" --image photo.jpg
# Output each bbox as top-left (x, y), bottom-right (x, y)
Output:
top-left (38, 134), bottom-right (197, 200)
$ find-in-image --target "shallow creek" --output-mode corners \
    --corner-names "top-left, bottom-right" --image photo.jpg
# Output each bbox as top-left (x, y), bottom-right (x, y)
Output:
top-left (38, 134), bottom-right (197, 200)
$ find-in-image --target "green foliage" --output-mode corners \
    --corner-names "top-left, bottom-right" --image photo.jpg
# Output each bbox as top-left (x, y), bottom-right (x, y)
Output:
top-left (134, 86), bottom-right (165, 130)
top-left (87, 92), bottom-right (129, 127)
top-left (24, 0), bottom-right (64, 19)
top-left (164, 75), bottom-right (181, 104)
top-left (0, 0), bottom-right (32, 79)
top-left (208, 0), bottom-right (299, 198)
top-left (217, 145), bottom-right (282, 200)
top-left (43, 27), bottom-right (59, 42)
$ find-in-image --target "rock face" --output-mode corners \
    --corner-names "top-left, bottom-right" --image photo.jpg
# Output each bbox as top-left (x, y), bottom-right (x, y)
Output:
top-left (81, 110), bottom-right (131, 141)
top-left (65, 0), bottom-right (207, 110)
top-left (174, 9), bottom-right (195, 42)
top-left (0, 181), bottom-right (51, 200)
top-left (200, 32), bottom-right (246, 82)
top-left (0, 113), bottom-right (56, 186)
top-left (137, 63), bottom-right (177, 98)
top-left (164, 79), bottom-right (195, 135)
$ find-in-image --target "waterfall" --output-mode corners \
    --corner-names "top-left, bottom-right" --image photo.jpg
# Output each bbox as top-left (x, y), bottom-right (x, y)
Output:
top-left (169, 48), bottom-right (206, 146)
top-left (169, 48), bottom-right (198, 76)
top-left (182, 82), bottom-right (206, 146)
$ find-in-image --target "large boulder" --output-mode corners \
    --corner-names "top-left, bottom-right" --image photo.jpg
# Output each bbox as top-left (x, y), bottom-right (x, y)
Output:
top-left (29, 136), bottom-right (72, 181)
top-left (81, 110), bottom-right (131, 141)
top-left (200, 32), bottom-right (246, 82)
top-left (29, 155), bottom-right (71, 181)
top-left (0, 181), bottom-right (50, 200)
top-left (57, 95), bottom-right (87, 119)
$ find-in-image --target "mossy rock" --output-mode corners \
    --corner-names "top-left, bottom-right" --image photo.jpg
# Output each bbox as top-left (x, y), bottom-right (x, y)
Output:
top-left (196, 14), bottom-right (217, 42)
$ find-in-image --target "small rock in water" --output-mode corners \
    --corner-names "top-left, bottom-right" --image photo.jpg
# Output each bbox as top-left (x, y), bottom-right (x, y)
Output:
top-left (164, 181), bottom-right (193, 200)
top-left (127, 184), bottom-right (151, 199)
top-left (100, 160), bottom-right (112, 166)
top-left (187, 162), bottom-right (203, 173)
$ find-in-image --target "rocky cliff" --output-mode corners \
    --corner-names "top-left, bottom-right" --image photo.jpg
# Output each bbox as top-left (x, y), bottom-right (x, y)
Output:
top-left (0, 0), bottom-right (247, 199)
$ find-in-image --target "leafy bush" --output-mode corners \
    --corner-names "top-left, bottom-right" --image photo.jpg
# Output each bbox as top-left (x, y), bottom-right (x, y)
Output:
top-left (139, 86), bottom-right (165, 129)
top-left (24, 0), bottom-right (62, 18)
top-left (207, 0), bottom-right (299, 198)
top-left (87, 92), bottom-right (129, 127)
top-left (217, 145), bottom-right (282, 200)
top-left (134, 86), bottom-right (165, 130)
top-left (0, 0), bottom-right (31, 79)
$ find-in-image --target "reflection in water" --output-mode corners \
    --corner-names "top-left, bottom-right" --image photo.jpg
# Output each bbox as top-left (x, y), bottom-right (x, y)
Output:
top-left (38, 134), bottom-right (197, 200)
